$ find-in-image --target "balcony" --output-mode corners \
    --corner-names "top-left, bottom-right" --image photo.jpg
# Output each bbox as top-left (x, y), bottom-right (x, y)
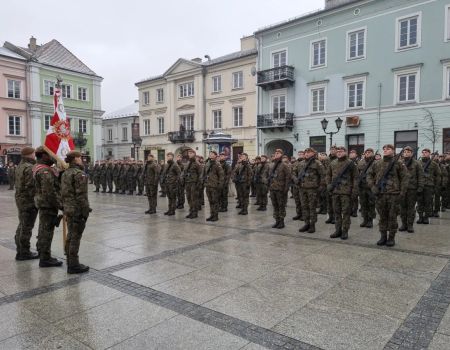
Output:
top-left (257, 113), bottom-right (294, 131)
top-left (168, 130), bottom-right (195, 143)
top-left (257, 65), bottom-right (295, 90)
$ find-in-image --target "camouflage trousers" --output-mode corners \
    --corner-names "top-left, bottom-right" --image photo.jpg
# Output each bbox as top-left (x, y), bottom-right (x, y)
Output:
top-left (352, 194), bottom-right (359, 214)
top-left (167, 184), bottom-right (177, 213)
top-left (120, 177), bottom-right (128, 192)
top-left (113, 177), bottom-right (119, 192)
top-left (270, 190), bottom-right (287, 220)
top-left (433, 188), bottom-right (442, 213)
top-left (107, 177), bottom-right (113, 192)
top-left (94, 177), bottom-right (100, 191)
top-left (300, 188), bottom-right (319, 223)
top-left (236, 183), bottom-right (250, 210)
top-left (327, 190), bottom-right (334, 218)
top-left (443, 183), bottom-right (450, 209)
top-left (292, 185), bottom-right (302, 216)
top-left (417, 186), bottom-right (434, 217)
top-left (359, 186), bottom-right (376, 220)
top-left (206, 186), bottom-right (220, 217)
top-left (146, 184), bottom-right (158, 211)
top-left (100, 178), bottom-right (107, 192)
top-left (376, 193), bottom-right (399, 233)
top-left (8, 175), bottom-right (14, 190)
top-left (14, 206), bottom-right (38, 255)
top-left (255, 183), bottom-right (268, 207)
top-left (219, 184), bottom-right (229, 210)
top-left (185, 182), bottom-right (199, 215)
top-left (127, 179), bottom-right (136, 193)
top-left (66, 214), bottom-right (87, 267)
top-left (37, 208), bottom-right (58, 260)
top-left (198, 185), bottom-right (205, 206)
top-left (332, 194), bottom-right (352, 232)
top-left (137, 179), bottom-right (144, 194)
top-left (177, 183), bottom-right (185, 207)
top-left (400, 189), bottom-right (417, 228)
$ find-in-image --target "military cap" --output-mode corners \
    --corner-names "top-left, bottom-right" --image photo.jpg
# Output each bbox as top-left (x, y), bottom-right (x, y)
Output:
top-left (67, 150), bottom-right (82, 158)
top-left (274, 149), bottom-right (284, 154)
top-left (187, 149), bottom-right (196, 154)
top-left (422, 148), bottom-right (431, 153)
top-left (349, 149), bottom-right (357, 154)
top-left (330, 146), bottom-right (337, 150)
top-left (241, 152), bottom-right (248, 157)
top-left (21, 146), bottom-right (35, 156)
top-left (403, 146), bottom-right (413, 152)
top-left (167, 152), bottom-right (174, 157)
top-left (383, 144), bottom-right (395, 150)
top-left (219, 152), bottom-right (225, 155)
top-left (260, 154), bottom-right (268, 158)
top-left (336, 146), bottom-right (347, 151)
top-left (255, 156), bottom-right (261, 160)
top-left (364, 148), bottom-right (374, 153)
top-left (304, 147), bottom-right (316, 153)
top-left (35, 146), bottom-right (49, 156)
top-left (209, 150), bottom-right (218, 155)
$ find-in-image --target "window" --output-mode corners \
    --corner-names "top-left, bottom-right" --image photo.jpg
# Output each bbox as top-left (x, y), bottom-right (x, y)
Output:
top-left (395, 71), bottom-right (419, 103)
top-left (233, 107), bottom-right (243, 127)
top-left (272, 95), bottom-right (286, 118)
top-left (347, 134), bottom-right (365, 156)
top-left (446, 5), bottom-right (450, 42)
top-left (311, 87), bottom-right (325, 113)
top-left (272, 50), bottom-right (287, 68)
top-left (347, 28), bottom-right (366, 60)
top-left (144, 119), bottom-right (150, 135)
top-left (395, 130), bottom-right (418, 153)
top-left (78, 87), bottom-right (87, 101)
top-left (180, 114), bottom-right (194, 130)
top-left (311, 39), bottom-right (326, 68)
top-left (44, 80), bottom-right (55, 96)
top-left (179, 82), bottom-right (194, 98)
top-left (108, 128), bottom-right (113, 141)
top-left (396, 13), bottom-right (421, 50)
top-left (347, 81), bottom-right (365, 109)
top-left (443, 128), bottom-right (450, 153)
top-left (8, 116), bottom-right (21, 136)
top-left (158, 118), bottom-right (165, 134)
top-left (444, 63), bottom-right (450, 99)
top-left (78, 119), bottom-right (87, 134)
top-left (232, 71), bottom-right (243, 89)
top-left (122, 127), bottom-right (128, 141)
top-left (213, 110), bottom-right (222, 129)
top-left (212, 76), bottom-right (222, 93)
top-left (143, 91), bottom-right (150, 105)
top-left (61, 84), bottom-right (72, 99)
top-left (44, 114), bottom-right (52, 130)
top-left (156, 88), bottom-right (164, 103)
top-left (309, 136), bottom-right (326, 153)
top-left (7, 79), bottom-right (21, 99)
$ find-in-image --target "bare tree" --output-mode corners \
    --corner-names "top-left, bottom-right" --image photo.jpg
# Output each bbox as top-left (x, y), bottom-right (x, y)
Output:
top-left (421, 108), bottom-right (441, 153)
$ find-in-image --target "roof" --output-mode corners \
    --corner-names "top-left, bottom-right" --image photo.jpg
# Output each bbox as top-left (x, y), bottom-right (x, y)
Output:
top-left (0, 46), bottom-right (26, 60)
top-left (103, 101), bottom-right (139, 120)
top-left (254, 0), bottom-right (363, 34)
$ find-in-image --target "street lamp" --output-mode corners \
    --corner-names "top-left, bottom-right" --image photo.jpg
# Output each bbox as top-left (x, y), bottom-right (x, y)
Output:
top-left (321, 117), bottom-right (343, 147)
top-left (133, 137), bottom-right (142, 161)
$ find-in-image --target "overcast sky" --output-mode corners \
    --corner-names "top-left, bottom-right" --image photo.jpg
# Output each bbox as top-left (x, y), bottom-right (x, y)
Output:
top-left (0, 0), bottom-right (321, 113)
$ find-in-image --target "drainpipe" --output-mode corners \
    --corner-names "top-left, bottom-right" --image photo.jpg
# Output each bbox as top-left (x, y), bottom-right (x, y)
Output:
top-left (377, 83), bottom-right (382, 150)
top-left (256, 36), bottom-right (261, 155)
top-left (202, 66), bottom-right (207, 157)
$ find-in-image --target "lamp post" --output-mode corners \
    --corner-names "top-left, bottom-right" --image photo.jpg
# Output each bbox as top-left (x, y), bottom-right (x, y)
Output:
top-left (321, 117), bottom-right (343, 147)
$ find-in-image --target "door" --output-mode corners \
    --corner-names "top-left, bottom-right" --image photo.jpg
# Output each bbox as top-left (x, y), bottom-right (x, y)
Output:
top-left (232, 146), bottom-right (243, 168)
top-left (347, 134), bottom-right (365, 156)
top-left (157, 149), bottom-right (165, 163)
top-left (395, 130), bottom-right (418, 156)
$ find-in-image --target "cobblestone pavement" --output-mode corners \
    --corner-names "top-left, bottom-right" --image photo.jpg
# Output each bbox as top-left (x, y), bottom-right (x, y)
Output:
top-left (1, 185), bottom-right (450, 350)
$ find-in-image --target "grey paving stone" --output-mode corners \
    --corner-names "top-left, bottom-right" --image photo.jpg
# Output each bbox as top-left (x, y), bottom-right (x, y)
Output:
top-left (427, 333), bottom-right (450, 350)
top-left (437, 306), bottom-right (450, 336)
top-left (0, 303), bottom-right (47, 341)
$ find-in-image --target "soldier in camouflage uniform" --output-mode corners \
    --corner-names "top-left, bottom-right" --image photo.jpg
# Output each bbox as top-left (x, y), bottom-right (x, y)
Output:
top-left (197, 155), bottom-right (205, 209)
top-left (296, 148), bottom-right (325, 233)
top-left (14, 147), bottom-right (39, 260)
top-left (112, 160), bottom-right (120, 193)
top-left (318, 153), bottom-right (329, 214)
top-left (127, 160), bottom-right (137, 195)
top-left (106, 159), bottom-right (114, 193)
top-left (184, 150), bottom-right (202, 219)
top-left (269, 149), bottom-right (291, 229)
top-left (250, 158), bottom-right (257, 198)
top-left (162, 153), bottom-right (180, 216)
top-left (33, 147), bottom-right (63, 267)
top-left (325, 146), bottom-right (337, 224)
top-left (357, 148), bottom-right (376, 228)
top-left (254, 154), bottom-right (270, 211)
top-left (7, 161), bottom-right (16, 190)
top-left (349, 150), bottom-right (359, 217)
top-left (417, 149), bottom-right (441, 224)
top-left (144, 155), bottom-right (160, 214)
top-left (443, 152), bottom-right (450, 210)
top-left (399, 146), bottom-right (424, 233)
top-left (119, 160), bottom-right (128, 194)
top-left (93, 160), bottom-right (100, 192)
top-left (176, 154), bottom-right (185, 209)
top-left (136, 160), bottom-right (144, 195)
top-left (234, 153), bottom-right (253, 215)
top-left (203, 151), bottom-right (224, 221)
top-left (61, 151), bottom-right (90, 274)
top-left (99, 160), bottom-right (107, 193)
top-left (367, 144), bottom-right (408, 247)
top-left (291, 151), bottom-right (304, 220)
top-left (326, 146), bottom-right (359, 240)
top-left (219, 152), bottom-right (231, 212)
top-left (433, 155), bottom-right (447, 216)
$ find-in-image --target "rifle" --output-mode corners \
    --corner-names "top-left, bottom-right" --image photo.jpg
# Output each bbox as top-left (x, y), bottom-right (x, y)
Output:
top-left (357, 156), bottom-right (376, 186)
top-left (268, 160), bottom-right (282, 187)
top-left (329, 160), bottom-right (355, 192)
top-left (376, 148), bottom-right (405, 193)
top-left (297, 157), bottom-right (314, 184)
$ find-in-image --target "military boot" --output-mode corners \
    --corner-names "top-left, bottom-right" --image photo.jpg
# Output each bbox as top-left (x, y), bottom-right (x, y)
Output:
top-left (366, 219), bottom-right (373, 228)
top-left (272, 220), bottom-right (280, 228)
top-left (422, 216), bottom-right (430, 224)
top-left (39, 257), bottom-right (63, 268)
top-left (238, 209), bottom-right (248, 215)
top-left (341, 230), bottom-right (349, 240)
top-left (360, 218), bottom-right (368, 227)
top-left (206, 216), bottom-right (213, 221)
top-left (407, 225), bottom-right (414, 233)
top-left (164, 211), bottom-right (170, 215)
top-left (351, 210), bottom-right (358, 218)
top-left (15, 251), bottom-right (39, 261)
top-left (307, 223), bottom-right (316, 234)
top-left (185, 213), bottom-right (193, 219)
top-left (433, 212), bottom-right (439, 218)
top-left (277, 219), bottom-right (285, 229)
top-left (236, 204), bottom-right (242, 209)
top-left (416, 214), bottom-right (424, 224)
top-left (67, 256), bottom-right (89, 274)
top-left (210, 215), bottom-right (219, 222)
top-left (386, 232), bottom-right (396, 247)
top-left (299, 222), bottom-right (310, 232)
top-left (325, 216), bottom-right (334, 224)
top-left (398, 222), bottom-right (407, 232)
top-left (292, 215), bottom-right (302, 221)
top-left (330, 229), bottom-right (342, 239)
top-left (167, 211), bottom-right (175, 216)
top-left (190, 213), bottom-right (198, 219)
top-left (259, 206), bottom-right (267, 211)
top-left (377, 231), bottom-right (387, 246)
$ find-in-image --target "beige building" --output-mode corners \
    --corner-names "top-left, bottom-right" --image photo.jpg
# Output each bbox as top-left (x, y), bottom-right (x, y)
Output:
top-left (135, 36), bottom-right (257, 163)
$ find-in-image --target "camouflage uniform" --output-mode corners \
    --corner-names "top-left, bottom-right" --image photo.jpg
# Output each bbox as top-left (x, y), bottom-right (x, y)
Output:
top-left (357, 156), bottom-right (376, 227)
top-left (433, 161), bottom-right (447, 216)
top-left (326, 156), bottom-right (359, 239)
top-left (291, 158), bottom-right (303, 220)
top-left (269, 159), bottom-right (291, 227)
top-left (400, 157), bottom-right (424, 232)
top-left (443, 159), bottom-right (450, 209)
top-left (112, 163), bottom-right (120, 193)
top-left (14, 157), bottom-right (38, 258)
top-left (203, 159), bottom-right (224, 220)
top-left (7, 165), bottom-right (15, 190)
top-left (219, 159), bottom-right (231, 211)
top-left (144, 160), bottom-right (160, 213)
top-left (93, 164), bottom-right (100, 191)
top-left (254, 160), bottom-right (270, 210)
top-left (162, 160), bottom-right (181, 215)
top-left (296, 157), bottom-right (325, 232)
top-left (106, 162), bottom-right (114, 193)
top-left (61, 162), bottom-right (90, 273)
top-left (198, 161), bottom-right (205, 209)
top-left (184, 158), bottom-right (202, 218)
top-left (33, 161), bottom-right (61, 262)
top-left (234, 161), bottom-right (253, 214)
top-left (326, 154), bottom-right (337, 223)
top-left (127, 163), bottom-right (137, 194)
top-left (119, 163), bottom-right (128, 194)
top-left (318, 157), bottom-right (330, 214)
top-left (176, 159), bottom-right (185, 208)
top-left (136, 163), bottom-right (144, 195)
top-left (367, 155), bottom-right (408, 246)
top-left (417, 158), bottom-right (441, 223)
top-left (99, 163), bottom-right (107, 192)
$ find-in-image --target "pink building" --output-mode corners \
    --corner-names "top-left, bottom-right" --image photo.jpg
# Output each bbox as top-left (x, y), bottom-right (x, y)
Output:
top-left (0, 46), bottom-right (30, 166)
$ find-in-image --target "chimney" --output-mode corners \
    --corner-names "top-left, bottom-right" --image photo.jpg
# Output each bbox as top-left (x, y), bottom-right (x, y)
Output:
top-left (28, 36), bottom-right (37, 51)
top-left (191, 58), bottom-right (202, 63)
top-left (240, 35), bottom-right (256, 51)
top-left (325, 0), bottom-right (355, 9)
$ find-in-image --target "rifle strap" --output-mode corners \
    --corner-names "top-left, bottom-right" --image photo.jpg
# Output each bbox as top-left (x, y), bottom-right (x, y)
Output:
top-left (298, 158), bottom-right (314, 180)
top-left (423, 159), bottom-right (432, 173)
top-left (376, 158), bottom-right (397, 189)
top-left (335, 160), bottom-right (354, 181)
top-left (270, 160), bottom-right (282, 178)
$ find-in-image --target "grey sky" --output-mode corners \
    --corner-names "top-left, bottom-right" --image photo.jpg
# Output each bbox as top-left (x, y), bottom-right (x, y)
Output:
top-left (0, 0), bottom-right (321, 113)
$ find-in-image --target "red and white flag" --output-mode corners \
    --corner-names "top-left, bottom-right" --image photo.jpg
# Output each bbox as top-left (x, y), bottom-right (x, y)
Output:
top-left (44, 86), bottom-right (75, 166)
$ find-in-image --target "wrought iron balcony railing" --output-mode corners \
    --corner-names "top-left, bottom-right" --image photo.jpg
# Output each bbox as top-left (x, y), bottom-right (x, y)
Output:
top-left (257, 113), bottom-right (294, 130)
top-left (168, 130), bottom-right (195, 143)
top-left (257, 66), bottom-right (295, 90)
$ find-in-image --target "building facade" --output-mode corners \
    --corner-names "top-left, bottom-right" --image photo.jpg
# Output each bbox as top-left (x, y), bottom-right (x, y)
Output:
top-left (136, 37), bottom-right (257, 162)
top-left (0, 47), bottom-right (30, 166)
top-left (101, 101), bottom-right (139, 160)
top-left (255, 0), bottom-right (450, 156)
top-left (4, 37), bottom-right (104, 162)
